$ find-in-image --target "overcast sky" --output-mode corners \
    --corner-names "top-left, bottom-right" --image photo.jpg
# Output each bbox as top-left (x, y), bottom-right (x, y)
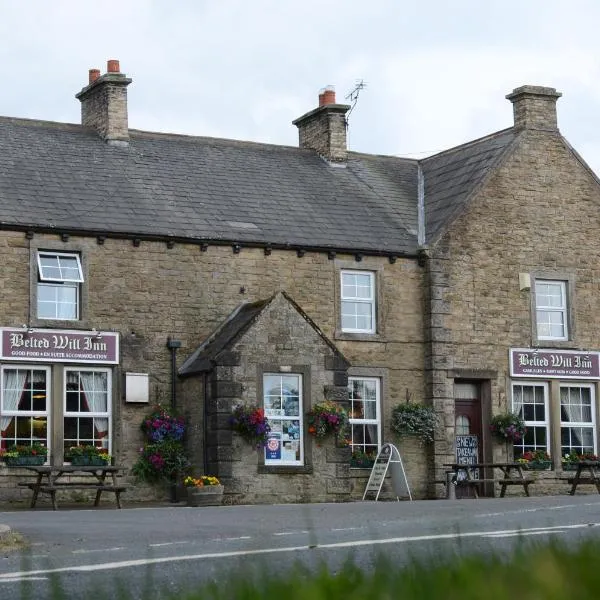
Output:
top-left (2, 1), bottom-right (600, 172)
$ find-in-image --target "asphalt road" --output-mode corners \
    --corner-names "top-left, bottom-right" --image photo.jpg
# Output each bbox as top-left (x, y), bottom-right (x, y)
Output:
top-left (1, 495), bottom-right (600, 599)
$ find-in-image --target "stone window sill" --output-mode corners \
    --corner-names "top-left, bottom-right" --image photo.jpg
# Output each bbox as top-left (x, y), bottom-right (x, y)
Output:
top-left (334, 330), bottom-right (386, 342)
top-left (257, 465), bottom-right (313, 475)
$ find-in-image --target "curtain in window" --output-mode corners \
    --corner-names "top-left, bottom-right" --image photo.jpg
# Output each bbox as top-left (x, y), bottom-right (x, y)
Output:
top-left (561, 388), bottom-right (586, 422)
top-left (512, 386), bottom-right (524, 419)
top-left (79, 372), bottom-right (109, 436)
top-left (1, 370), bottom-right (27, 433)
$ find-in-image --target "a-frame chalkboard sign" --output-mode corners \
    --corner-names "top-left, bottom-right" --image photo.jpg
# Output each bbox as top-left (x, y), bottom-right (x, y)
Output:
top-left (362, 442), bottom-right (412, 501)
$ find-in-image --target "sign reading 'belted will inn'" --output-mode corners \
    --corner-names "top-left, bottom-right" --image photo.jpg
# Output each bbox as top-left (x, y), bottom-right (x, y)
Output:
top-left (0, 328), bottom-right (119, 364)
top-left (510, 348), bottom-right (600, 379)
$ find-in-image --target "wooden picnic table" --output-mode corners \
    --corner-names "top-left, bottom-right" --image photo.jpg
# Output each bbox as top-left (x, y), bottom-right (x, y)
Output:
top-left (13, 464), bottom-right (128, 510)
top-left (443, 462), bottom-right (534, 498)
top-left (565, 461), bottom-right (600, 495)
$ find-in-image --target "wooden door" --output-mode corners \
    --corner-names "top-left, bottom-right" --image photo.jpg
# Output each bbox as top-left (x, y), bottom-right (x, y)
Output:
top-left (454, 383), bottom-right (484, 498)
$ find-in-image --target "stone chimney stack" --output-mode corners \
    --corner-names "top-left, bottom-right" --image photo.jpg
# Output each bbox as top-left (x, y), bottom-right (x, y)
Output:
top-left (292, 86), bottom-right (351, 162)
top-left (506, 85), bottom-right (562, 131)
top-left (76, 59), bottom-right (132, 143)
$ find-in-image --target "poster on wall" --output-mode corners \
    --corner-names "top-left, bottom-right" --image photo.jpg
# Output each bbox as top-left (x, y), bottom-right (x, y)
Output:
top-left (265, 434), bottom-right (281, 460)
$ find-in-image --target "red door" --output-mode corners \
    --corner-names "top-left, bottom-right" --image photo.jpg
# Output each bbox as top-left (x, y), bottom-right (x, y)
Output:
top-left (454, 382), bottom-right (484, 498)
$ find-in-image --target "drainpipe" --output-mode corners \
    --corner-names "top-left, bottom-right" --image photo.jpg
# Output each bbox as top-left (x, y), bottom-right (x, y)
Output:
top-left (166, 337), bottom-right (182, 503)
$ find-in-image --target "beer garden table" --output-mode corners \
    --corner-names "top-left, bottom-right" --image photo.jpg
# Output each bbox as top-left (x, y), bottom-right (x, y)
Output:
top-left (13, 464), bottom-right (128, 510)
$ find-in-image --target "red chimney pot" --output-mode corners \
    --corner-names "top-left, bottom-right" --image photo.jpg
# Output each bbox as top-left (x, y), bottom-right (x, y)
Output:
top-left (321, 86), bottom-right (336, 106)
top-left (107, 59), bottom-right (120, 73)
top-left (89, 69), bottom-right (101, 84)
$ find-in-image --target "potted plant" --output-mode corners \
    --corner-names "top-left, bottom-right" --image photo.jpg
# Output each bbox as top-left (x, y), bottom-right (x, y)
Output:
top-left (350, 448), bottom-right (376, 468)
top-left (230, 404), bottom-right (271, 448)
top-left (517, 449), bottom-right (552, 470)
top-left (306, 400), bottom-right (348, 440)
top-left (489, 413), bottom-right (526, 443)
top-left (184, 475), bottom-right (224, 507)
top-left (2, 442), bottom-right (48, 466)
top-left (391, 403), bottom-right (437, 445)
top-left (65, 445), bottom-right (111, 466)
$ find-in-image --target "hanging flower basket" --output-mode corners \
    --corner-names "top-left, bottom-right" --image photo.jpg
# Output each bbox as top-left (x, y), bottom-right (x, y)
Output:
top-left (307, 400), bottom-right (348, 440)
top-left (230, 405), bottom-right (271, 448)
top-left (390, 403), bottom-right (436, 445)
top-left (489, 412), bottom-right (526, 443)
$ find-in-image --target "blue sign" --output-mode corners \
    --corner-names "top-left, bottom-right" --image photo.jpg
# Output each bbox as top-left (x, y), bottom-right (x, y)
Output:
top-left (266, 436), bottom-right (281, 460)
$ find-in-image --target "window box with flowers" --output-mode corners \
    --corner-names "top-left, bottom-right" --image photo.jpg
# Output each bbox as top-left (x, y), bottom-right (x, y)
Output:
top-left (350, 449), bottom-right (376, 468)
top-left (562, 452), bottom-right (599, 471)
top-left (517, 450), bottom-right (552, 470)
top-left (230, 404), bottom-right (271, 448)
top-left (1, 442), bottom-right (48, 466)
top-left (306, 400), bottom-right (348, 441)
top-left (65, 445), bottom-right (111, 466)
top-left (184, 475), bottom-right (224, 506)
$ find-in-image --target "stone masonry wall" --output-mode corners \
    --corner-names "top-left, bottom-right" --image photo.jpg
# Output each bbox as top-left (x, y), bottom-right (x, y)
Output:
top-left (427, 127), bottom-right (600, 495)
top-left (0, 232), bottom-right (425, 502)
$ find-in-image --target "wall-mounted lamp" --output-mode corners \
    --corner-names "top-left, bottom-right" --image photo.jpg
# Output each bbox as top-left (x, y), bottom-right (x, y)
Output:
top-left (91, 328), bottom-right (103, 341)
top-left (22, 324), bottom-right (34, 335)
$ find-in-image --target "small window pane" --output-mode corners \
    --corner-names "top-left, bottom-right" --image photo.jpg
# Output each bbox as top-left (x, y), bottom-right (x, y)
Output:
top-left (37, 252), bottom-right (83, 282)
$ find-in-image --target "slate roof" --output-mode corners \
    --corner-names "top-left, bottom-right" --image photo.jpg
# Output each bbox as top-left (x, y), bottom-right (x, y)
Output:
top-left (422, 128), bottom-right (519, 242)
top-left (179, 297), bottom-right (271, 375)
top-left (0, 117), bottom-right (418, 256)
top-left (179, 291), bottom-right (349, 376)
top-left (0, 115), bottom-right (519, 254)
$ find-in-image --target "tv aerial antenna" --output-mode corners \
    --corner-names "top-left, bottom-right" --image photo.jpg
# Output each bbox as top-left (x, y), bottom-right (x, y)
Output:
top-left (344, 79), bottom-right (367, 126)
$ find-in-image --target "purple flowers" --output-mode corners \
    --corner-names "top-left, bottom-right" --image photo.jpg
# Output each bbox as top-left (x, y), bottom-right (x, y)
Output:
top-left (142, 409), bottom-right (185, 442)
top-left (489, 412), bottom-right (526, 443)
top-left (307, 400), bottom-right (348, 439)
top-left (230, 405), bottom-right (271, 447)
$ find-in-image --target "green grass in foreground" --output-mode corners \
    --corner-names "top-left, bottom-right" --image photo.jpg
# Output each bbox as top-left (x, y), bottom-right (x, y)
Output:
top-left (181, 539), bottom-right (600, 600)
top-left (14, 538), bottom-right (600, 599)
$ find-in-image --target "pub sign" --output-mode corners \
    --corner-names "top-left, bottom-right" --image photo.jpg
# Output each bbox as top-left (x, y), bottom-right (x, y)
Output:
top-left (510, 348), bottom-right (600, 380)
top-left (0, 328), bottom-right (119, 364)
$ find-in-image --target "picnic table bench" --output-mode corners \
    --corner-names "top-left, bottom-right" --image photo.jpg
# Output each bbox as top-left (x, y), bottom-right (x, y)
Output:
top-left (443, 462), bottom-right (534, 498)
top-left (561, 461), bottom-right (600, 495)
top-left (13, 464), bottom-right (128, 510)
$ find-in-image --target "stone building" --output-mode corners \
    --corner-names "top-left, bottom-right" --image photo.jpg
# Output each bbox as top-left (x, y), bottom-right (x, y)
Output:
top-left (0, 60), bottom-right (598, 504)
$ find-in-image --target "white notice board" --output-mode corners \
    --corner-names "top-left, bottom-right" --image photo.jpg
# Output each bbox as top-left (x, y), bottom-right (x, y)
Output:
top-left (362, 443), bottom-right (412, 501)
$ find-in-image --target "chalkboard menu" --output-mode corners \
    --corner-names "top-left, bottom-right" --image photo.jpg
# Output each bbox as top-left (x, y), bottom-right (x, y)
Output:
top-left (455, 435), bottom-right (479, 480)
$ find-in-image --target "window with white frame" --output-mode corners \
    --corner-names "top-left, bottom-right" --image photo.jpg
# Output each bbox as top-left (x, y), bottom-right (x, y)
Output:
top-left (512, 382), bottom-right (549, 460)
top-left (263, 374), bottom-right (303, 465)
top-left (560, 384), bottom-right (596, 456)
top-left (341, 270), bottom-right (376, 333)
top-left (37, 251), bottom-right (83, 320)
top-left (0, 366), bottom-right (50, 453)
top-left (535, 280), bottom-right (568, 340)
top-left (64, 369), bottom-right (111, 455)
top-left (348, 377), bottom-right (381, 460)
